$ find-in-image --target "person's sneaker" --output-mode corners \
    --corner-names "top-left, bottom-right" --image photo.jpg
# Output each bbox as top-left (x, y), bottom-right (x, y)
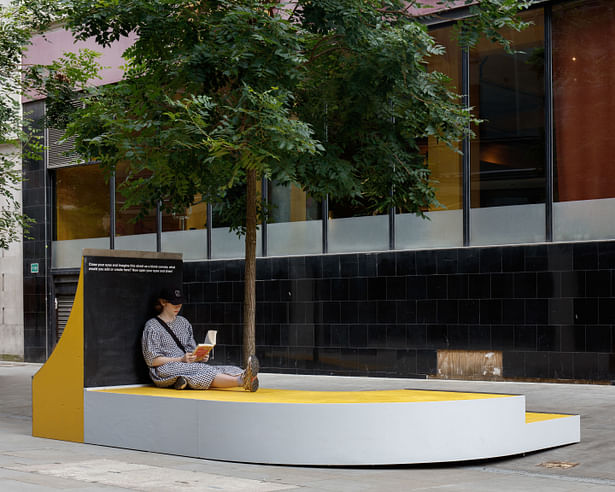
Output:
top-left (174, 376), bottom-right (188, 390)
top-left (241, 355), bottom-right (260, 391)
top-left (250, 376), bottom-right (259, 392)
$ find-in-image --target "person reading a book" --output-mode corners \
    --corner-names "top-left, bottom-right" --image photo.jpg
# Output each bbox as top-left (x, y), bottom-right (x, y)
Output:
top-left (142, 287), bottom-right (259, 391)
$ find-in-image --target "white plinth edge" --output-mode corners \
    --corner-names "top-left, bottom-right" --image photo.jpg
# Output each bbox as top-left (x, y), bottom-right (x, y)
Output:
top-left (84, 389), bottom-right (580, 466)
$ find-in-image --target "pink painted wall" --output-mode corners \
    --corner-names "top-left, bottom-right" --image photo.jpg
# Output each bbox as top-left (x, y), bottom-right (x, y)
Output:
top-left (22, 2), bottom-right (464, 102)
top-left (23, 28), bottom-right (136, 101)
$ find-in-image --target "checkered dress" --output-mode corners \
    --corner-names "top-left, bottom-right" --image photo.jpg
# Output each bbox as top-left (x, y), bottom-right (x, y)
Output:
top-left (142, 316), bottom-right (242, 389)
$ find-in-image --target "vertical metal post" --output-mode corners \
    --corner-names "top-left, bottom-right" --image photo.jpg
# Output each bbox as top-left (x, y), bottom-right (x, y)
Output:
top-left (322, 103), bottom-right (329, 255)
top-left (206, 203), bottom-right (212, 259)
top-left (389, 100), bottom-right (396, 251)
top-left (109, 170), bottom-right (116, 250)
top-left (462, 47), bottom-right (471, 247)
top-left (322, 195), bottom-right (329, 254)
top-left (389, 205), bottom-right (395, 250)
top-left (545, 6), bottom-right (554, 242)
top-left (156, 200), bottom-right (162, 252)
top-left (43, 125), bottom-right (50, 358)
top-left (261, 176), bottom-right (268, 257)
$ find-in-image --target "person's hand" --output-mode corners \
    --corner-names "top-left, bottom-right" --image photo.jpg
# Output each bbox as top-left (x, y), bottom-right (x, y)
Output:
top-left (181, 352), bottom-right (197, 363)
top-left (201, 354), bottom-right (209, 363)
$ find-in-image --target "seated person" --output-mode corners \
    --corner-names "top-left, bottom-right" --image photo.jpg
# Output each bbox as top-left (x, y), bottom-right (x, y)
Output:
top-left (142, 287), bottom-right (259, 391)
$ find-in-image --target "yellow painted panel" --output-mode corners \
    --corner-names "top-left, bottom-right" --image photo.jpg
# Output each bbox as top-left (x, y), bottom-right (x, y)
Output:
top-left (93, 386), bottom-right (514, 404)
top-left (525, 412), bottom-right (572, 424)
top-left (32, 262), bottom-right (84, 442)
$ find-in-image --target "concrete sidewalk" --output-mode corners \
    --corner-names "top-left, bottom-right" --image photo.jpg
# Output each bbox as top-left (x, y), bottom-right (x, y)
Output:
top-left (1, 361), bottom-right (614, 491)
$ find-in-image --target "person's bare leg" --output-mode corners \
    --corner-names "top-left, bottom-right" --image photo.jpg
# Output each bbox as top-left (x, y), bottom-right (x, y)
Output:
top-left (210, 374), bottom-right (241, 388)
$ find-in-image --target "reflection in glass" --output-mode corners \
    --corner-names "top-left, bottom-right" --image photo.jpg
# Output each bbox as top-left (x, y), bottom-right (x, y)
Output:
top-left (115, 162), bottom-right (207, 237)
top-left (161, 193), bottom-right (208, 259)
top-left (162, 194), bottom-right (207, 232)
top-left (469, 9), bottom-right (546, 246)
top-left (396, 26), bottom-right (463, 250)
top-left (267, 181), bottom-right (322, 256)
top-left (268, 181), bottom-right (320, 223)
top-left (115, 162), bottom-right (156, 236)
top-left (470, 10), bottom-right (545, 209)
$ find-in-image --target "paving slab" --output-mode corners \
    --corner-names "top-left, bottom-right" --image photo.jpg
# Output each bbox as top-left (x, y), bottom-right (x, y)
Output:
top-left (1, 362), bottom-right (614, 491)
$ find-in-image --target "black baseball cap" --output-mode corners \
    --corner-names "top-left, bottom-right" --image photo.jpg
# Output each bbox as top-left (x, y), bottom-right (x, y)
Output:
top-left (160, 287), bottom-right (186, 305)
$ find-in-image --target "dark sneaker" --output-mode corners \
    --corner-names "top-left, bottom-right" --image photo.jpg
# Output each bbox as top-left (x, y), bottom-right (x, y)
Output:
top-left (174, 376), bottom-right (188, 390)
top-left (241, 355), bottom-right (260, 391)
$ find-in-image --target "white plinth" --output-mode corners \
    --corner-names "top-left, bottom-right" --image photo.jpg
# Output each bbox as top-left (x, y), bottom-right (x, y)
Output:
top-left (84, 386), bottom-right (580, 466)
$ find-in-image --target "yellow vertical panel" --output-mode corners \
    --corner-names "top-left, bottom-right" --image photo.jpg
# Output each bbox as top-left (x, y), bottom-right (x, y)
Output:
top-left (32, 262), bottom-right (84, 442)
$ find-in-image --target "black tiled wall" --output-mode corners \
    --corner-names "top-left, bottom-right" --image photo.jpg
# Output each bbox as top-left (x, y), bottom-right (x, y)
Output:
top-left (184, 242), bottom-right (615, 381)
top-left (22, 101), bottom-right (51, 362)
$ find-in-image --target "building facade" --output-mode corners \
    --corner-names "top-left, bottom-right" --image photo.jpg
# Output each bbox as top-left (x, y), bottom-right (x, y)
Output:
top-left (0, 0), bottom-right (24, 360)
top-left (19, 0), bottom-right (615, 382)
top-left (0, 146), bottom-right (24, 360)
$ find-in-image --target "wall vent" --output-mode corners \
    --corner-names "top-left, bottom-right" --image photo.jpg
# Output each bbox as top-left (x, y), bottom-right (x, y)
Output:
top-left (47, 127), bottom-right (82, 169)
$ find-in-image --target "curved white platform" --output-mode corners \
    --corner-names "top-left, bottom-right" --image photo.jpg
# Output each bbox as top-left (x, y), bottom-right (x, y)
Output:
top-left (84, 386), bottom-right (579, 466)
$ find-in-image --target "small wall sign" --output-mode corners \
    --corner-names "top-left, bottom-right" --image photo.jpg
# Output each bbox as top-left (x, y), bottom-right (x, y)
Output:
top-left (30, 263), bottom-right (39, 274)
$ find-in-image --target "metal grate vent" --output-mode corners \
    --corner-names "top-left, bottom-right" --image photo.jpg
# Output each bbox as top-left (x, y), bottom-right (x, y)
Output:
top-left (46, 97), bottom-right (85, 169)
top-left (55, 295), bottom-right (74, 341)
top-left (47, 127), bottom-right (82, 169)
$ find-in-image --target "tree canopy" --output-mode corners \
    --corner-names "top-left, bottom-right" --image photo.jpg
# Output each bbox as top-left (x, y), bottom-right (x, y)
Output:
top-left (19, 0), bottom-right (532, 359)
top-left (0, 1), bottom-right (36, 250)
top-left (30, 0), bottom-right (533, 224)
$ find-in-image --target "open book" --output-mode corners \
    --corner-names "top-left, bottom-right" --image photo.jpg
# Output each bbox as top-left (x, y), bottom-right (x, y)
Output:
top-left (193, 330), bottom-right (217, 361)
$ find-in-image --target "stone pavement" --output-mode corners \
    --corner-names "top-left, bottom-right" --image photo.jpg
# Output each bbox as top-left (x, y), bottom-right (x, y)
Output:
top-left (1, 361), bottom-right (614, 491)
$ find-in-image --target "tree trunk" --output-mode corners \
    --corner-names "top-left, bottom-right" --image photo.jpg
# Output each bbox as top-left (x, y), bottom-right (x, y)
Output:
top-left (242, 168), bottom-right (257, 366)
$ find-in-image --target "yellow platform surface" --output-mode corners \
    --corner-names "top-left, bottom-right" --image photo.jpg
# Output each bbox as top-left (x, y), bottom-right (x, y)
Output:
top-left (92, 386), bottom-right (572, 423)
top-left (525, 412), bottom-right (571, 423)
top-left (94, 386), bottom-right (517, 404)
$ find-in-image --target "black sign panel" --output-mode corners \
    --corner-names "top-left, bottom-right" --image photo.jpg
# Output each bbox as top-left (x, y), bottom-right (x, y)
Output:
top-left (83, 255), bottom-right (183, 387)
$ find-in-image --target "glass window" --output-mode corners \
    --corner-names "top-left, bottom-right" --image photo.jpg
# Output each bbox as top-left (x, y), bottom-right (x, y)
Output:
top-left (160, 194), bottom-right (208, 233)
top-left (53, 164), bottom-right (111, 268)
top-left (115, 164), bottom-right (208, 236)
top-left (211, 188), bottom-right (262, 260)
top-left (115, 162), bottom-right (157, 238)
top-left (553, 0), bottom-right (615, 241)
top-left (396, 25), bottom-right (463, 250)
top-left (267, 181), bottom-right (322, 256)
top-left (53, 162), bottom-right (211, 265)
top-left (114, 163), bottom-right (208, 254)
top-left (161, 194), bottom-right (208, 260)
top-left (55, 164), bottom-right (110, 241)
top-left (469, 9), bottom-right (546, 245)
top-left (328, 197), bottom-right (388, 254)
